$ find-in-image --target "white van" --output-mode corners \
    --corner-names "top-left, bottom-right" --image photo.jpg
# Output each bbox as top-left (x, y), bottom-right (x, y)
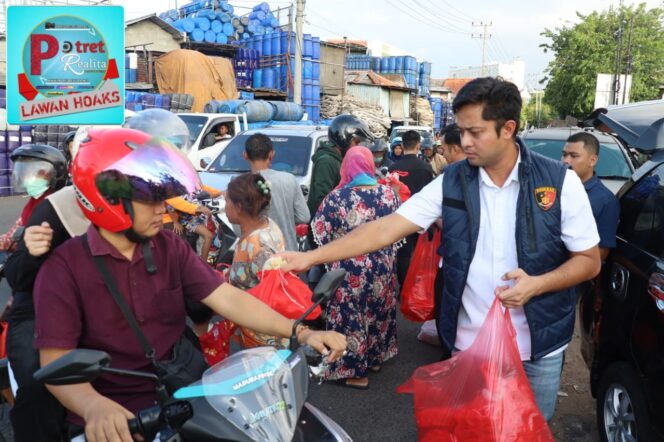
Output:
top-left (177, 113), bottom-right (249, 170)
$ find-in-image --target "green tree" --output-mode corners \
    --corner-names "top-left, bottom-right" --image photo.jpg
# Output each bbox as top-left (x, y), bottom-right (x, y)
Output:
top-left (521, 95), bottom-right (556, 128)
top-left (540, 3), bottom-right (664, 118)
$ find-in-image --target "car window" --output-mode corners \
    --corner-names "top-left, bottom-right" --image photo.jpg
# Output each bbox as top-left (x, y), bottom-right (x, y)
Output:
top-left (177, 115), bottom-right (208, 145)
top-left (523, 138), bottom-right (632, 179)
top-left (207, 134), bottom-right (313, 176)
top-left (618, 164), bottom-right (664, 257)
top-left (391, 129), bottom-right (431, 141)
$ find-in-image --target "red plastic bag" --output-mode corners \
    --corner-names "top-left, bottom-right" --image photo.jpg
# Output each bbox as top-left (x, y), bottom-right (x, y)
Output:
top-left (247, 269), bottom-right (321, 320)
top-left (397, 298), bottom-right (554, 442)
top-left (378, 171), bottom-right (411, 202)
top-left (198, 319), bottom-right (235, 366)
top-left (400, 229), bottom-right (440, 322)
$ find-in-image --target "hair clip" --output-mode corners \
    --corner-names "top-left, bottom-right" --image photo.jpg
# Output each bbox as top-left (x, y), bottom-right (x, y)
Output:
top-left (256, 179), bottom-right (270, 195)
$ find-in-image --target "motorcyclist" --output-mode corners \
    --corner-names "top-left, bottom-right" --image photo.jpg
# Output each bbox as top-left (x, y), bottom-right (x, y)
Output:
top-left (2, 144), bottom-right (70, 441)
top-left (388, 137), bottom-right (404, 163)
top-left (420, 135), bottom-right (447, 176)
top-left (307, 114), bottom-right (374, 216)
top-left (32, 128), bottom-right (347, 442)
top-left (370, 138), bottom-right (392, 172)
top-left (0, 145), bottom-right (67, 252)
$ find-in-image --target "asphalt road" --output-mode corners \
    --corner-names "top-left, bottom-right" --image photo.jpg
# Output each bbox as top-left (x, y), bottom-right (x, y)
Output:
top-left (0, 195), bottom-right (597, 441)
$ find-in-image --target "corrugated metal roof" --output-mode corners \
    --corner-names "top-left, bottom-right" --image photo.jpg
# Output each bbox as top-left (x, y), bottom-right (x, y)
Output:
top-left (443, 78), bottom-right (474, 94)
top-left (345, 70), bottom-right (410, 91)
top-left (125, 13), bottom-right (184, 41)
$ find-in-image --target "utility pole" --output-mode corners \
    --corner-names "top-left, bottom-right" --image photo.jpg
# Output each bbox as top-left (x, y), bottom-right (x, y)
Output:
top-left (341, 36), bottom-right (347, 113)
top-left (294, 0), bottom-right (305, 105)
top-left (612, 1), bottom-right (625, 105)
top-left (622, 16), bottom-right (634, 105)
top-left (472, 21), bottom-right (492, 76)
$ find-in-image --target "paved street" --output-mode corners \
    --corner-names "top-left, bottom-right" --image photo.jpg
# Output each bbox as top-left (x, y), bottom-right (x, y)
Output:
top-left (0, 195), bottom-right (599, 441)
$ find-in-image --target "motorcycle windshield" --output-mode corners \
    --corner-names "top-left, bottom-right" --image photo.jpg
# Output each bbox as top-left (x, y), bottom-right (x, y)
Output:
top-left (174, 347), bottom-right (298, 442)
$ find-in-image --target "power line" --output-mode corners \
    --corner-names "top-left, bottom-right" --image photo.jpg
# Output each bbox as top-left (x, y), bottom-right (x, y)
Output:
top-left (405, 0), bottom-right (473, 34)
top-left (422, 0), bottom-right (475, 25)
top-left (434, 0), bottom-right (479, 22)
top-left (410, 0), bottom-right (473, 33)
top-left (385, 0), bottom-right (471, 35)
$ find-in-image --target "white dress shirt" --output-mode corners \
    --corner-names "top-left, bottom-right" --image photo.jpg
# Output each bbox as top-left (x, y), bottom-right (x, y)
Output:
top-left (396, 153), bottom-right (599, 360)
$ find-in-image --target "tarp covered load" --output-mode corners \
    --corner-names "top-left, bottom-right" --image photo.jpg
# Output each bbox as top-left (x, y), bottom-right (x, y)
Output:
top-left (154, 49), bottom-right (238, 112)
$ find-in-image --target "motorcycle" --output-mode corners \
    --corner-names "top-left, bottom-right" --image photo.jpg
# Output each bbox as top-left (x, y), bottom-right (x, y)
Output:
top-left (34, 270), bottom-right (352, 442)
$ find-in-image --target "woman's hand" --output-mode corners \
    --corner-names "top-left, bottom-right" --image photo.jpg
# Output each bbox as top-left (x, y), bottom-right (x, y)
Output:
top-left (172, 221), bottom-right (184, 236)
top-left (24, 222), bottom-right (53, 257)
top-left (298, 329), bottom-right (347, 363)
top-left (196, 205), bottom-right (212, 216)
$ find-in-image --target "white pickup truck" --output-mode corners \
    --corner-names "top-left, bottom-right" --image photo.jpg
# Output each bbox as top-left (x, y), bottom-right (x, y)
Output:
top-left (177, 113), bottom-right (249, 170)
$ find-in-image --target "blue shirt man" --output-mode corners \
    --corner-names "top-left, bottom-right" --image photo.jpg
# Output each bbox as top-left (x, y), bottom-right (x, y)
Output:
top-left (562, 132), bottom-right (620, 260)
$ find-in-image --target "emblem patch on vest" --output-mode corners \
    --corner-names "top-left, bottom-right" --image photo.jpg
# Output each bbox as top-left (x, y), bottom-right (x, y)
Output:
top-left (535, 186), bottom-right (556, 211)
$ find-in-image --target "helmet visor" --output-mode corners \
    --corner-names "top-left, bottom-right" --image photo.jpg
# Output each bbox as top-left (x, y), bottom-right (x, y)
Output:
top-left (12, 159), bottom-right (56, 192)
top-left (123, 109), bottom-right (192, 155)
top-left (96, 137), bottom-right (201, 203)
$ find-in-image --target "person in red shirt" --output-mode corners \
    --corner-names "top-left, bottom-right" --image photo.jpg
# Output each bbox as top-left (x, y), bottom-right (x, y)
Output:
top-left (33, 128), bottom-right (346, 442)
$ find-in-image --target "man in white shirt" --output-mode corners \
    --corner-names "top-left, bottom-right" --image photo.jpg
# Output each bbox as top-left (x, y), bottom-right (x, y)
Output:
top-left (278, 77), bottom-right (601, 422)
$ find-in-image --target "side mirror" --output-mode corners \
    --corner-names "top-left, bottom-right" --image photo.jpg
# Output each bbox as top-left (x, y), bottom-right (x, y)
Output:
top-left (34, 349), bottom-right (110, 385)
top-left (300, 184), bottom-right (309, 197)
top-left (312, 269), bottom-right (346, 303)
top-left (200, 157), bottom-right (212, 169)
top-left (195, 191), bottom-right (211, 201)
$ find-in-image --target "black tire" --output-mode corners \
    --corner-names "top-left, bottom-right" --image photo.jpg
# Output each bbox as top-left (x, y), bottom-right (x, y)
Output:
top-left (596, 362), bottom-right (652, 442)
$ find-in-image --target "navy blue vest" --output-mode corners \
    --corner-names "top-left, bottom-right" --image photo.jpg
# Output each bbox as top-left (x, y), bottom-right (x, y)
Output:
top-left (439, 138), bottom-right (574, 360)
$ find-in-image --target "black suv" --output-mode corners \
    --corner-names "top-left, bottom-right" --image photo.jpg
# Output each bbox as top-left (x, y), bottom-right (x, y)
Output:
top-left (578, 100), bottom-right (664, 442)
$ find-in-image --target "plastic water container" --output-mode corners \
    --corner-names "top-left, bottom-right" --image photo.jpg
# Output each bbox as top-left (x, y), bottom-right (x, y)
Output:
top-left (303, 59), bottom-right (313, 79)
top-left (254, 2), bottom-right (270, 12)
top-left (222, 22), bottom-right (233, 35)
top-left (216, 33), bottom-right (228, 44)
top-left (155, 95), bottom-right (164, 109)
top-left (312, 36), bottom-right (320, 59)
top-left (191, 29), bottom-right (205, 42)
top-left (262, 33), bottom-right (271, 56)
top-left (231, 16), bottom-right (241, 28)
top-left (256, 35), bottom-right (264, 55)
top-left (387, 57), bottom-right (396, 72)
top-left (204, 30), bottom-right (216, 43)
top-left (237, 100), bottom-right (274, 122)
top-left (240, 15), bottom-right (250, 26)
top-left (180, 18), bottom-right (196, 33)
top-left (303, 34), bottom-right (312, 58)
top-left (129, 69), bottom-right (137, 83)
top-left (313, 84), bottom-right (320, 102)
top-left (269, 101), bottom-right (304, 121)
top-left (210, 19), bottom-right (222, 33)
top-left (380, 58), bottom-right (389, 72)
top-left (303, 81), bottom-right (313, 102)
top-left (271, 32), bottom-right (281, 54)
top-left (395, 56), bottom-right (404, 72)
top-left (194, 17), bottom-right (211, 31)
top-left (263, 68), bottom-right (275, 89)
top-left (312, 60), bottom-right (319, 80)
top-left (253, 69), bottom-right (263, 88)
top-left (197, 9), bottom-right (216, 20)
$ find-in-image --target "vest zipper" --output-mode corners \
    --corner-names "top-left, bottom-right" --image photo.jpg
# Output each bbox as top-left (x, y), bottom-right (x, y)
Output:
top-left (526, 205), bottom-right (536, 252)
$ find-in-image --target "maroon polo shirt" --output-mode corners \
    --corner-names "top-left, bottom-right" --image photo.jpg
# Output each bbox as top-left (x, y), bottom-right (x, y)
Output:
top-left (34, 225), bottom-right (221, 425)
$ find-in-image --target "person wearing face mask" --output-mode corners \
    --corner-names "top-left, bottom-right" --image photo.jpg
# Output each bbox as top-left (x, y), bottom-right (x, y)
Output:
top-left (370, 138), bottom-right (392, 173)
top-left (0, 145), bottom-right (67, 253)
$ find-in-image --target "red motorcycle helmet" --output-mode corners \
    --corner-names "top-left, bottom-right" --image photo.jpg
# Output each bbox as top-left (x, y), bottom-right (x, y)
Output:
top-left (72, 127), bottom-right (200, 233)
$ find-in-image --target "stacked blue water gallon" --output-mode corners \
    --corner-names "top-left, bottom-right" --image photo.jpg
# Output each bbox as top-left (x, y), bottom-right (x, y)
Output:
top-left (125, 92), bottom-right (194, 113)
top-left (347, 55), bottom-right (419, 90)
top-left (161, 1), bottom-right (282, 45)
top-left (124, 53), bottom-right (138, 83)
top-left (428, 97), bottom-right (455, 131)
top-left (234, 47), bottom-right (260, 88)
top-left (203, 99), bottom-right (306, 125)
top-left (418, 61), bottom-right (431, 97)
top-left (298, 34), bottom-right (321, 122)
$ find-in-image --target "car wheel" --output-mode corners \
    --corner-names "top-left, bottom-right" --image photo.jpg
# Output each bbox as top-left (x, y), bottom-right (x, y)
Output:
top-left (597, 363), bottom-right (651, 442)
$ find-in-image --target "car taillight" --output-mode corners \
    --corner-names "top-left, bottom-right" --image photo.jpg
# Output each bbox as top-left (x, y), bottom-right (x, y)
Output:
top-left (296, 224), bottom-right (309, 237)
top-left (647, 273), bottom-right (664, 313)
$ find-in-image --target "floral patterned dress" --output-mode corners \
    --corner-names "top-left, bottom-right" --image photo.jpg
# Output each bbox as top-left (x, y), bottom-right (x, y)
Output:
top-left (313, 184), bottom-right (400, 380)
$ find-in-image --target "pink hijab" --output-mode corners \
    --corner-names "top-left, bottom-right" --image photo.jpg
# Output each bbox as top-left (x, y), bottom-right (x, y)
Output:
top-left (335, 146), bottom-right (377, 189)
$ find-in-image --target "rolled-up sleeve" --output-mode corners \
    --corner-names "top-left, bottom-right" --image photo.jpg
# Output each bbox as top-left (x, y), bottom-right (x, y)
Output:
top-left (396, 174), bottom-right (443, 230)
top-left (33, 252), bottom-right (82, 349)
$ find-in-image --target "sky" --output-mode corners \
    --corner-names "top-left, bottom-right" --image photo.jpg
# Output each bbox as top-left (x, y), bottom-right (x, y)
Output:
top-left (123, 0), bottom-right (664, 89)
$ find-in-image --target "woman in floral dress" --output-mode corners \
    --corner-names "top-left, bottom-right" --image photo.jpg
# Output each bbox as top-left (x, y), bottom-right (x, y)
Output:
top-left (312, 146), bottom-right (400, 389)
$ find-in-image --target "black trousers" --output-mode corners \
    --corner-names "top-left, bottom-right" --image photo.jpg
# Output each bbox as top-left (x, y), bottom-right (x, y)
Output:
top-left (6, 319), bottom-right (66, 442)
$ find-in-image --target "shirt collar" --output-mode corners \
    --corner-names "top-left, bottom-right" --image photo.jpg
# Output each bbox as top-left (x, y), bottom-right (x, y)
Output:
top-left (86, 224), bottom-right (152, 262)
top-left (584, 173), bottom-right (600, 191)
top-left (478, 148), bottom-right (521, 189)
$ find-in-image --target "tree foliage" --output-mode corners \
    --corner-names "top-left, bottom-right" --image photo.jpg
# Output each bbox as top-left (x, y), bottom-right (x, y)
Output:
top-left (540, 3), bottom-right (664, 118)
top-left (520, 97), bottom-right (556, 129)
